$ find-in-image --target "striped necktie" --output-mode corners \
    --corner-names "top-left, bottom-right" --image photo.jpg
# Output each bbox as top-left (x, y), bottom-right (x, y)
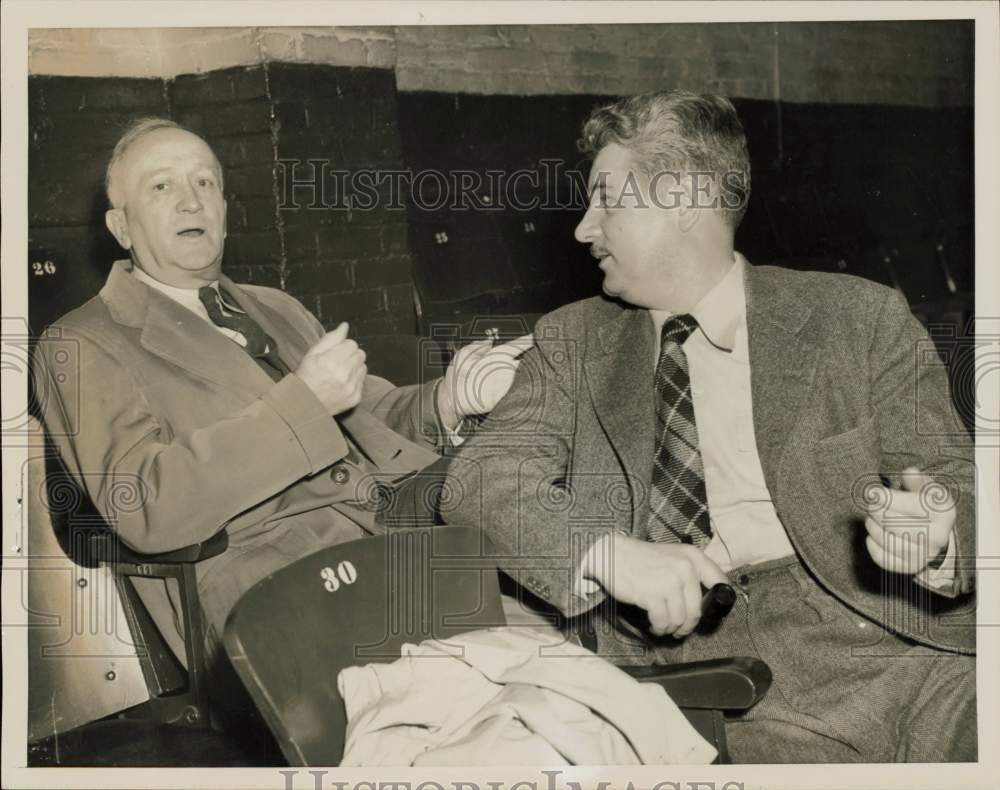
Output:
top-left (198, 285), bottom-right (287, 380)
top-left (646, 314), bottom-right (712, 547)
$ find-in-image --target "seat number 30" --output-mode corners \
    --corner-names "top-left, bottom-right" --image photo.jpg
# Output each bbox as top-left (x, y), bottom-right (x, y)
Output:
top-left (320, 561), bottom-right (359, 592)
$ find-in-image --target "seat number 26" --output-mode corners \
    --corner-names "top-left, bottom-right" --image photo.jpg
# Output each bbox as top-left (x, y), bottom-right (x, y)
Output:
top-left (320, 561), bottom-right (359, 593)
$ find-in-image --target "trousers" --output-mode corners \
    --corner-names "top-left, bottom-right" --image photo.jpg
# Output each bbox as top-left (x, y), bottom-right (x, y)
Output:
top-left (638, 554), bottom-right (977, 763)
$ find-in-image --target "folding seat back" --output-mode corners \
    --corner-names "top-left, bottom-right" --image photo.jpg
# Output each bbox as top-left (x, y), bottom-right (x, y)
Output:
top-left (224, 526), bottom-right (505, 766)
top-left (25, 416), bottom-right (150, 744)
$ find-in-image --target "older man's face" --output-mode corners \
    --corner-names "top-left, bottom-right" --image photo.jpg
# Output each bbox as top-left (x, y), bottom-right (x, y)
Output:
top-left (105, 128), bottom-right (227, 287)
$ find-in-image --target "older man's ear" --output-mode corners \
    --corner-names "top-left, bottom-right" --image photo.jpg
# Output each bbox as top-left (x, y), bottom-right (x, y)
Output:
top-left (105, 208), bottom-right (132, 251)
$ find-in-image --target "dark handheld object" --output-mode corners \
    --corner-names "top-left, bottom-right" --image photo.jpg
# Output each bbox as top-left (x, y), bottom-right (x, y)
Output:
top-left (700, 583), bottom-right (737, 628)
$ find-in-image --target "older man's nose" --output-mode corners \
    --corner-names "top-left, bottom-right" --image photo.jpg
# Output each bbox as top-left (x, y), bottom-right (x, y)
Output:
top-left (177, 182), bottom-right (204, 212)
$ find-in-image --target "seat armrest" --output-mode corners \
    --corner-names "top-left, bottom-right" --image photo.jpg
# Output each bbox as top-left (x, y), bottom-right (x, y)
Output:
top-left (86, 528), bottom-right (229, 728)
top-left (623, 657), bottom-right (772, 710)
top-left (89, 529), bottom-right (229, 565)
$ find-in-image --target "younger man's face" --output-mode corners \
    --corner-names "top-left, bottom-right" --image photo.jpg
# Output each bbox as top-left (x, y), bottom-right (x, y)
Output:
top-left (573, 143), bottom-right (684, 309)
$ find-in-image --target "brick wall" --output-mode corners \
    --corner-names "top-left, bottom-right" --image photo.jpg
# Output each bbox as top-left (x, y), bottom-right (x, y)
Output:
top-left (29, 63), bottom-right (417, 355)
top-left (266, 64), bottom-right (414, 340)
top-left (30, 22), bottom-right (973, 107)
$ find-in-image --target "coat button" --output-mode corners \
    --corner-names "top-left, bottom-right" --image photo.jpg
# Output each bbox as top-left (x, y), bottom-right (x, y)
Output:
top-left (332, 465), bottom-right (350, 485)
top-left (738, 574), bottom-right (750, 586)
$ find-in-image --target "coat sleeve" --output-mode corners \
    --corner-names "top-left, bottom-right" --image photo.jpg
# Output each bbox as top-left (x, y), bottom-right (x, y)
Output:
top-left (359, 376), bottom-right (448, 453)
top-left (32, 323), bottom-right (351, 554)
top-left (868, 288), bottom-right (976, 596)
top-left (442, 317), bottom-right (611, 617)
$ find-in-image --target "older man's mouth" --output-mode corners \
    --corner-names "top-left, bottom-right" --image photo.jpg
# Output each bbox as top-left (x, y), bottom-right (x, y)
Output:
top-left (177, 228), bottom-right (206, 237)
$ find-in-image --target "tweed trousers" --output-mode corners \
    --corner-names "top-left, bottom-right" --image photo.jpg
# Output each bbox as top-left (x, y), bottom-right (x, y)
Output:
top-left (630, 555), bottom-right (976, 763)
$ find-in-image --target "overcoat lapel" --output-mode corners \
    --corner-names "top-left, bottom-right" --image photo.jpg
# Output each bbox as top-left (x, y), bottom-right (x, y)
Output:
top-left (584, 307), bottom-right (656, 537)
top-left (101, 261), bottom-right (275, 397)
top-left (104, 262), bottom-right (438, 474)
top-left (744, 265), bottom-right (819, 496)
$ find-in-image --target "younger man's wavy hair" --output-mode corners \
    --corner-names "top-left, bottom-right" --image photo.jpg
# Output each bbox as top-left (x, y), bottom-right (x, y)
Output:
top-left (578, 90), bottom-right (751, 229)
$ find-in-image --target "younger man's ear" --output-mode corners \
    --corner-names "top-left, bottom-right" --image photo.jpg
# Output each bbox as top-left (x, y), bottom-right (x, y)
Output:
top-left (676, 173), bottom-right (705, 233)
top-left (105, 209), bottom-right (132, 251)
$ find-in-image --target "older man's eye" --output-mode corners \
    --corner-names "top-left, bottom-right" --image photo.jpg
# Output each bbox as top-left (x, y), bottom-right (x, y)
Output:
top-left (152, 182), bottom-right (168, 192)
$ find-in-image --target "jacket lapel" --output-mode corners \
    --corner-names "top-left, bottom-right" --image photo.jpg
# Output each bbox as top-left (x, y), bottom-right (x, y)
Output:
top-left (584, 306), bottom-right (656, 536)
top-left (745, 265), bottom-right (819, 495)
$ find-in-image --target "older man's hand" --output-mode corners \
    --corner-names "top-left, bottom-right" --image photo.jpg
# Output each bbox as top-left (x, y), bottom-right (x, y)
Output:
top-left (863, 467), bottom-right (957, 574)
top-left (436, 333), bottom-right (534, 429)
top-left (295, 322), bottom-right (367, 416)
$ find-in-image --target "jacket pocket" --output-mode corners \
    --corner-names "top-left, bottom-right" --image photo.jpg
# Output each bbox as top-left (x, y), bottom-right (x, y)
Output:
top-left (817, 413), bottom-right (878, 455)
top-left (815, 414), bottom-right (882, 516)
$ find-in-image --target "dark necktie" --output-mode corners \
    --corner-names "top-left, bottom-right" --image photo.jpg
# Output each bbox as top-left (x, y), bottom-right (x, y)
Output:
top-left (198, 285), bottom-right (287, 380)
top-left (646, 314), bottom-right (712, 547)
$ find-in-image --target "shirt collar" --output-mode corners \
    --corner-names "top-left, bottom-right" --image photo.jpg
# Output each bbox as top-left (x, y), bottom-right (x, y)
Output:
top-left (649, 252), bottom-right (747, 352)
top-left (131, 264), bottom-right (220, 315)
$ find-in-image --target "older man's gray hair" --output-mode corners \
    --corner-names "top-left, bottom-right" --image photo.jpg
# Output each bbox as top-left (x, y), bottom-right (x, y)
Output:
top-left (104, 117), bottom-right (223, 207)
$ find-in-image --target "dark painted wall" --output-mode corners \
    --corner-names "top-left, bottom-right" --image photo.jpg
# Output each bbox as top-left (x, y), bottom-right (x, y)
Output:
top-left (399, 93), bottom-right (972, 318)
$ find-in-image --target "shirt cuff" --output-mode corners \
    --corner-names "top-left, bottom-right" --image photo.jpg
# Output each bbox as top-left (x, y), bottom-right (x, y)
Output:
top-left (445, 419), bottom-right (466, 447)
top-left (573, 533), bottom-right (611, 600)
top-left (914, 532), bottom-right (958, 595)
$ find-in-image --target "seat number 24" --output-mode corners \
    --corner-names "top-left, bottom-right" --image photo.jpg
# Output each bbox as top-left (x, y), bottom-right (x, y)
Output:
top-left (321, 561), bottom-right (359, 592)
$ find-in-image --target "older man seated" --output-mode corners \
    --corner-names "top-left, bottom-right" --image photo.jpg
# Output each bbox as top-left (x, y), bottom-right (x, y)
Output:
top-left (32, 117), bottom-right (529, 675)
